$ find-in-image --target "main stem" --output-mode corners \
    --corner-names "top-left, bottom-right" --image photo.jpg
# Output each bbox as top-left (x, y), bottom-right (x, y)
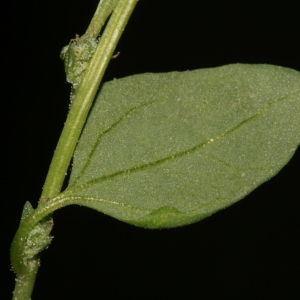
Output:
top-left (11, 1), bottom-right (138, 299)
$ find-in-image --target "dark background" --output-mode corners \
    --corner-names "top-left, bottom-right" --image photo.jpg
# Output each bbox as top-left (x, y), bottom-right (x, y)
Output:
top-left (2, 0), bottom-right (299, 299)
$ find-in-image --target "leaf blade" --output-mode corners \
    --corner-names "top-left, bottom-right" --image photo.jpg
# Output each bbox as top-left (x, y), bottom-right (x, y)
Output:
top-left (63, 64), bottom-right (300, 228)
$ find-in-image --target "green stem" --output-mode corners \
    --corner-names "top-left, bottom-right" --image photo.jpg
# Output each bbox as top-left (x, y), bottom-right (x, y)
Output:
top-left (84, 0), bottom-right (120, 38)
top-left (39, 0), bottom-right (138, 206)
top-left (11, 1), bottom-right (139, 299)
top-left (12, 260), bottom-right (39, 300)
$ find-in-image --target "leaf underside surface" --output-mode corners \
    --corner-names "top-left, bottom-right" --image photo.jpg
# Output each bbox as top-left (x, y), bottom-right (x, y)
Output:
top-left (60, 64), bottom-right (299, 228)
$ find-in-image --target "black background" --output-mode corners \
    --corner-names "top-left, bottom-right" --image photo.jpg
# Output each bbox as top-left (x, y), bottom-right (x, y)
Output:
top-left (2, 0), bottom-right (299, 299)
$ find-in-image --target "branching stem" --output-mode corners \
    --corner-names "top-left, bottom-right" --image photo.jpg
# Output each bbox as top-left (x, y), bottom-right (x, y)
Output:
top-left (11, 1), bottom-right (139, 299)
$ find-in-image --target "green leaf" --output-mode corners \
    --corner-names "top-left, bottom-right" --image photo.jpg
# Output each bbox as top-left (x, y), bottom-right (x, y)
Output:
top-left (20, 201), bottom-right (34, 223)
top-left (60, 36), bottom-right (98, 96)
top-left (23, 218), bottom-right (53, 261)
top-left (61, 64), bottom-right (300, 228)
